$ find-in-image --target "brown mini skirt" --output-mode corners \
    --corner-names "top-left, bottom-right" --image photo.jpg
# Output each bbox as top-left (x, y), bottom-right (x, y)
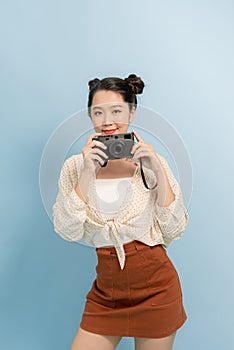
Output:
top-left (80, 240), bottom-right (187, 338)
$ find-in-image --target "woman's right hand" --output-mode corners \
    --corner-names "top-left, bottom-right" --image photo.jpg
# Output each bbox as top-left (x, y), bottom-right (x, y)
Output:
top-left (75, 133), bottom-right (108, 203)
top-left (82, 133), bottom-right (108, 173)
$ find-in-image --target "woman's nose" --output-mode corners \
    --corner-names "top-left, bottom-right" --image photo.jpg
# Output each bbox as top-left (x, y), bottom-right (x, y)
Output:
top-left (103, 112), bottom-right (114, 125)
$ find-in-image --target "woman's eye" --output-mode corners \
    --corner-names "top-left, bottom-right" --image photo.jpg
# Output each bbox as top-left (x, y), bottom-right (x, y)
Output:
top-left (113, 109), bottom-right (122, 114)
top-left (94, 111), bottom-right (102, 116)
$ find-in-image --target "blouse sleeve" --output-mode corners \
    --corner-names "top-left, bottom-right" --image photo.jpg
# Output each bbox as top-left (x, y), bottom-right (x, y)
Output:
top-left (52, 155), bottom-right (87, 241)
top-left (154, 155), bottom-right (189, 242)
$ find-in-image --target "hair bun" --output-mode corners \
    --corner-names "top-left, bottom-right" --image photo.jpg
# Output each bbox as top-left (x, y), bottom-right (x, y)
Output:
top-left (124, 74), bottom-right (145, 94)
top-left (88, 78), bottom-right (100, 90)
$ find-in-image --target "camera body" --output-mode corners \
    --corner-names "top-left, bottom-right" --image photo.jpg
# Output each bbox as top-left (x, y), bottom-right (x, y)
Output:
top-left (93, 132), bottom-right (135, 160)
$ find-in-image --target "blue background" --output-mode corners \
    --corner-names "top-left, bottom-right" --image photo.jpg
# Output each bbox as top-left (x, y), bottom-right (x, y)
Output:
top-left (1, 1), bottom-right (234, 349)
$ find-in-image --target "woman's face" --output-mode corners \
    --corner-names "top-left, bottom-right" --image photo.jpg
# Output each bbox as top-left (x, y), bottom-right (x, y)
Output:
top-left (90, 90), bottom-right (135, 135)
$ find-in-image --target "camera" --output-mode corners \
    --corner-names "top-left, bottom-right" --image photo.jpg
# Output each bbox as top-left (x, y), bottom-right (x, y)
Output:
top-left (93, 132), bottom-right (135, 160)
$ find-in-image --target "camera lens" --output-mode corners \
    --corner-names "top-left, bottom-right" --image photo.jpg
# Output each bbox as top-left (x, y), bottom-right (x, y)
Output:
top-left (109, 140), bottom-right (124, 158)
top-left (115, 145), bottom-right (122, 153)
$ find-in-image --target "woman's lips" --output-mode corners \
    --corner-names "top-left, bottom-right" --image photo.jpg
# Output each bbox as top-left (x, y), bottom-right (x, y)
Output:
top-left (102, 129), bottom-right (117, 135)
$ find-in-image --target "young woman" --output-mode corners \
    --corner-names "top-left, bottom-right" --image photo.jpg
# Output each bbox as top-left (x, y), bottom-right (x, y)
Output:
top-left (53, 74), bottom-right (189, 350)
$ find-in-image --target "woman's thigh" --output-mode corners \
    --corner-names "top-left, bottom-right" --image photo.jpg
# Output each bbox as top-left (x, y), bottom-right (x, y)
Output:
top-left (70, 327), bottom-right (122, 350)
top-left (134, 332), bottom-right (176, 350)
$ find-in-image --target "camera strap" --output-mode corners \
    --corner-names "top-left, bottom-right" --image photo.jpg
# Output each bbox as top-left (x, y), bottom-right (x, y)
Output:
top-left (139, 158), bottom-right (158, 190)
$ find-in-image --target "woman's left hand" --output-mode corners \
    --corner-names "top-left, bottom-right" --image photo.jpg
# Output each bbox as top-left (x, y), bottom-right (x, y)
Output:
top-left (129, 130), bottom-right (162, 174)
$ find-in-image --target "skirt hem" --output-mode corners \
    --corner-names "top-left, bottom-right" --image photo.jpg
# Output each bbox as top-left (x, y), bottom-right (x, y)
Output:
top-left (80, 315), bottom-right (187, 338)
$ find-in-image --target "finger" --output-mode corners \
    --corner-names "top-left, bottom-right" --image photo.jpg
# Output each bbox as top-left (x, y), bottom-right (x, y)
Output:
top-left (85, 147), bottom-right (107, 159)
top-left (133, 130), bottom-right (144, 143)
top-left (132, 143), bottom-right (155, 155)
top-left (90, 140), bottom-right (107, 150)
top-left (89, 154), bottom-right (107, 165)
top-left (131, 142), bottom-right (144, 154)
top-left (132, 149), bottom-right (153, 160)
top-left (82, 141), bottom-right (106, 158)
top-left (89, 147), bottom-right (108, 159)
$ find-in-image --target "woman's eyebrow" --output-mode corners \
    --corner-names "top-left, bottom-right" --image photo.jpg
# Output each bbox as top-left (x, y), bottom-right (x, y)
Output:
top-left (92, 104), bottom-right (124, 110)
top-left (92, 106), bottom-right (103, 110)
top-left (111, 104), bottom-right (124, 108)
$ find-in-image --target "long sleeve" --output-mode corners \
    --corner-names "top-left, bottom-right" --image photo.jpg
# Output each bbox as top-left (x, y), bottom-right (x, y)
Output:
top-left (53, 155), bottom-right (87, 241)
top-left (154, 156), bottom-right (189, 242)
top-left (52, 153), bottom-right (188, 269)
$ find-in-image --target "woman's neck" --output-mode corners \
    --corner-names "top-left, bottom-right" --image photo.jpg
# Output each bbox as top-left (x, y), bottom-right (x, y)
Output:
top-left (96, 159), bottom-right (137, 179)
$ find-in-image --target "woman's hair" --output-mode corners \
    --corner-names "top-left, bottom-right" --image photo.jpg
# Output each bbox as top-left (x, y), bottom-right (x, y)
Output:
top-left (87, 74), bottom-right (145, 116)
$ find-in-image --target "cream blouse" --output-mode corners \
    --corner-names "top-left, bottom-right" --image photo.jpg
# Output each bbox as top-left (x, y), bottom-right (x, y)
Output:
top-left (53, 154), bottom-right (188, 269)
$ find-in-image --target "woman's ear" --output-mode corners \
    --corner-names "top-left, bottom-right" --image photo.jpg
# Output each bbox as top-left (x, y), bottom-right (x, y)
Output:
top-left (129, 106), bottom-right (136, 123)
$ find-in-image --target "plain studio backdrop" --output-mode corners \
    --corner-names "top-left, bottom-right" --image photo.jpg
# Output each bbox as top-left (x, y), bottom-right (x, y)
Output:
top-left (1, 1), bottom-right (233, 349)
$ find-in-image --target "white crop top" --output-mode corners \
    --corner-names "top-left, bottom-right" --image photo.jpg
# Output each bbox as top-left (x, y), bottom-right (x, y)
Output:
top-left (92, 177), bottom-right (134, 247)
